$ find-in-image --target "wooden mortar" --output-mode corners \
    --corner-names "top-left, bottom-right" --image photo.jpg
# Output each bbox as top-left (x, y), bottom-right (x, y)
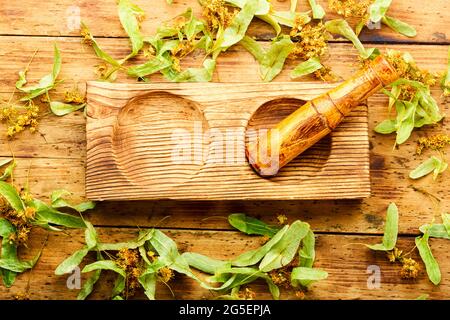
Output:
top-left (246, 55), bottom-right (399, 177)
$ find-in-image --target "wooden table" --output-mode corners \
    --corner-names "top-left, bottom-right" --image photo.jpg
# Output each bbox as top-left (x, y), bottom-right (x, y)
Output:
top-left (0, 0), bottom-right (449, 300)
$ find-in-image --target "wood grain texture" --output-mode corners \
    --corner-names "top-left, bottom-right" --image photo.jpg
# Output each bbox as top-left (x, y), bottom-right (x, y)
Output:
top-left (1, 227), bottom-right (448, 300)
top-left (0, 39), bottom-right (448, 234)
top-left (0, 0), bottom-right (449, 300)
top-left (86, 81), bottom-right (370, 200)
top-left (0, 0), bottom-right (448, 43)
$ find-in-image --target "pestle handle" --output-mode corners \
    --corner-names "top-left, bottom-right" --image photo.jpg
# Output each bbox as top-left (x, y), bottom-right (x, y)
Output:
top-left (246, 55), bottom-right (399, 177)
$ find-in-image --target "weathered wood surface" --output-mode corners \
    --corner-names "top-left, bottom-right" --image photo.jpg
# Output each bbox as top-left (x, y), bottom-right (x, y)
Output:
top-left (3, 228), bottom-right (449, 300)
top-left (86, 82), bottom-right (369, 200)
top-left (0, 0), bottom-right (449, 300)
top-left (0, 0), bottom-right (448, 43)
top-left (0, 39), bottom-right (448, 234)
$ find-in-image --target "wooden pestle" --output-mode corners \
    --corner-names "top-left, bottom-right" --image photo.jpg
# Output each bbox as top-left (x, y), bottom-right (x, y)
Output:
top-left (246, 55), bottom-right (400, 177)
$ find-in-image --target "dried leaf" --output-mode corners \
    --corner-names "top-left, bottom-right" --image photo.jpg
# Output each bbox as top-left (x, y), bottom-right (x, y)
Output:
top-left (366, 203), bottom-right (398, 251)
top-left (291, 57), bottom-right (323, 79)
top-left (228, 213), bottom-right (279, 237)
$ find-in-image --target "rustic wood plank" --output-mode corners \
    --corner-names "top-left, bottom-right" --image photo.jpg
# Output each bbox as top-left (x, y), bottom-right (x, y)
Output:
top-left (1, 228), bottom-right (448, 300)
top-left (0, 38), bottom-right (448, 233)
top-left (0, 0), bottom-right (448, 43)
top-left (85, 81), bottom-right (370, 200)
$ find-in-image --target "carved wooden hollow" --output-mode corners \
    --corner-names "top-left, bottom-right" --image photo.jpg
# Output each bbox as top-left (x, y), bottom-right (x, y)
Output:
top-left (86, 82), bottom-right (370, 201)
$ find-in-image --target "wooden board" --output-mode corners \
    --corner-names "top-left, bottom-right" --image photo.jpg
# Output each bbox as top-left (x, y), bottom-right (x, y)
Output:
top-left (1, 0), bottom-right (448, 44)
top-left (3, 227), bottom-right (449, 300)
top-left (0, 0), bottom-right (449, 300)
top-left (86, 81), bottom-right (370, 200)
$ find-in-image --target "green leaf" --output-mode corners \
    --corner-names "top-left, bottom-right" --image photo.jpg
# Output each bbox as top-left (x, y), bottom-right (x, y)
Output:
top-left (127, 57), bottom-right (172, 78)
top-left (81, 22), bottom-right (121, 68)
top-left (55, 247), bottom-right (90, 275)
top-left (232, 225), bottom-right (289, 267)
top-left (382, 16), bottom-right (416, 38)
top-left (228, 213), bottom-right (280, 237)
top-left (1, 269), bottom-right (17, 288)
top-left (97, 229), bottom-right (154, 251)
top-left (77, 252), bottom-right (103, 300)
top-left (324, 19), bottom-right (377, 60)
top-left (84, 221), bottom-right (98, 249)
top-left (50, 189), bottom-right (96, 213)
top-left (0, 159), bottom-right (16, 181)
top-left (170, 59), bottom-right (216, 82)
top-left (182, 252), bottom-right (230, 275)
top-left (50, 101), bottom-right (86, 116)
top-left (442, 47), bottom-right (450, 96)
top-left (366, 203), bottom-right (398, 251)
top-left (0, 181), bottom-right (26, 212)
top-left (291, 57), bottom-right (323, 79)
top-left (419, 224), bottom-right (450, 240)
top-left (31, 199), bottom-right (86, 229)
top-left (0, 245), bottom-right (41, 273)
top-left (0, 218), bottom-right (16, 237)
top-left (396, 100), bottom-right (416, 144)
top-left (307, 0), bottom-right (325, 19)
top-left (291, 267), bottom-right (328, 288)
top-left (78, 269), bottom-right (101, 300)
top-left (112, 274), bottom-right (126, 297)
top-left (299, 230), bottom-right (315, 268)
top-left (82, 260), bottom-right (126, 277)
top-left (374, 119), bottom-right (397, 134)
top-left (415, 294), bottom-right (429, 300)
top-left (369, 0), bottom-right (392, 23)
top-left (240, 35), bottom-right (294, 82)
top-left (219, 0), bottom-right (259, 49)
top-left (225, 0), bottom-right (270, 16)
top-left (257, 14), bottom-right (281, 36)
top-left (259, 221), bottom-right (310, 272)
top-left (118, 0), bottom-right (145, 59)
top-left (443, 213), bottom-right (450, 236)
top-left (18, 44), bottom-right (62, 101)
top-left (138, 271), bottom-right (157, 300)
top-left (410, 156), bottom-right (446, 180)
top-left (415, 232), bottom-right (441, 285)
top-left (270, 11), bottom-right (310, 28)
